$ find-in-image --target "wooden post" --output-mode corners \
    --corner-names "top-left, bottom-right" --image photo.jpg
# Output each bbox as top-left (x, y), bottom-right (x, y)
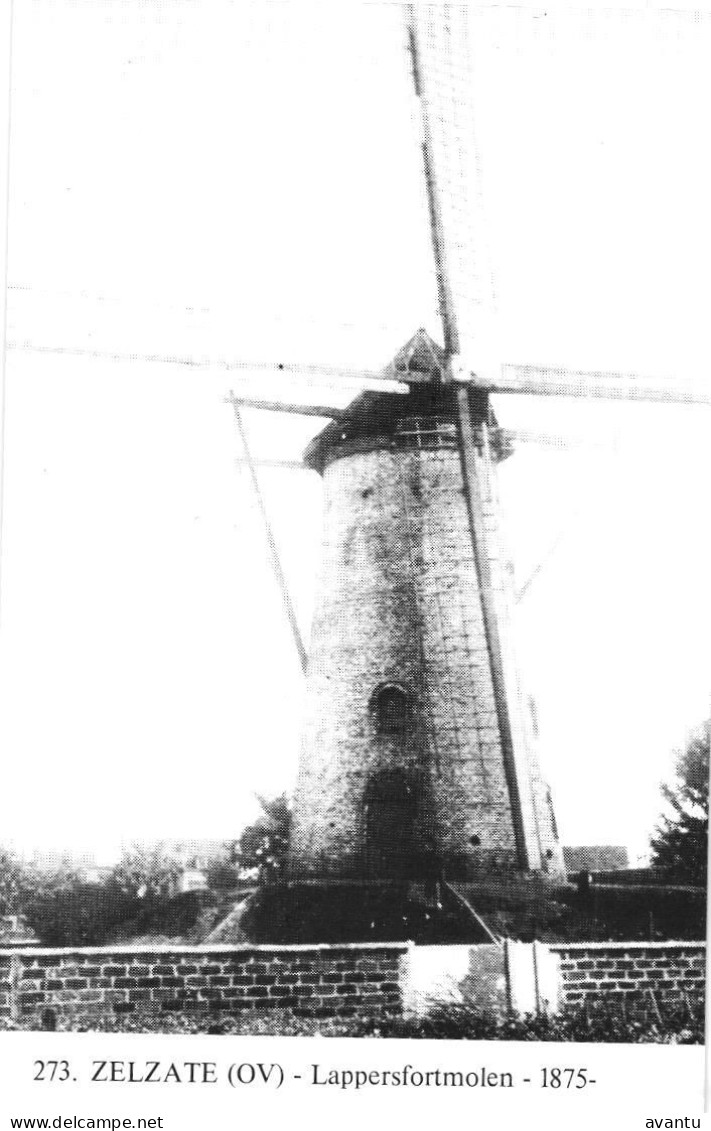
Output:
top-left (455, 385), bottom-right (529, 870)
top-left (9, 952), bottom-right (20, 1024)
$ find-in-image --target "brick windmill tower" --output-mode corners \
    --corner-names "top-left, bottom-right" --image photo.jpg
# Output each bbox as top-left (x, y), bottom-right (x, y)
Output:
top-left (289, 329), bottom-right (563, 886)
top-left (223, 6), bottom-right (708, 935)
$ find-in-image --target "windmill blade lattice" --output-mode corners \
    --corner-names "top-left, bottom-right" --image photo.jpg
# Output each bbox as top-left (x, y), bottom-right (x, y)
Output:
top-left (407, 5), bottom-right (711, 405)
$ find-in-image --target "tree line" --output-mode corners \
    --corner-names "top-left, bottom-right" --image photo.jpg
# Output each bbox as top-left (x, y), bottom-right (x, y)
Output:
top-left (1, 721), bottom-right (708, 946)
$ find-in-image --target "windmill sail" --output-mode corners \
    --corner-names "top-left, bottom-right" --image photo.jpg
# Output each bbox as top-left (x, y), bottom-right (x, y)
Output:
top-left (484, 362), bottom-right (711, 405)
top-left (406, 3), bottom-right (498, 375)
top-left (407, 5), bottom-right (711, 405)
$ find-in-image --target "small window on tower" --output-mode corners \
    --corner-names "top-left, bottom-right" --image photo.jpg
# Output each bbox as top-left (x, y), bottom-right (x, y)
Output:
top-left (370, 683), bottom-right (411, 737)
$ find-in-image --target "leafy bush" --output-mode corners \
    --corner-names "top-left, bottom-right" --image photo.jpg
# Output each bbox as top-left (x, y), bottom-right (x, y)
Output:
top-left (0, 846), bottom-right (31, 917)
top-left (111, 844), bottom-right (182, 902)
top-left (106, 890), bottom-right (212, 944)
top-left (205, 860), bottom-right (242, 891)
top-left (24, 882), bottom-right (140, 945)
top-left (2, 996), bottom-right (700, 1043)
top-left (373, 997), bottom-right (702, 1044)
top-left (651, 720), bottom-right (709, 886)
top-left (24, 883), bottom-right (141, 947)
top-left (234, 795), bottom-right (291, 884)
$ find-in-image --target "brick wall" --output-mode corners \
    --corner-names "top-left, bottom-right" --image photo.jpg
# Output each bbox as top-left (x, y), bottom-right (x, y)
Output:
top-left (551, 941), bottom-right (706, 1006)
top-left (0, 943), bottom-right (406, 1027)
top-left (1, 940), bottom-right (701, 1027)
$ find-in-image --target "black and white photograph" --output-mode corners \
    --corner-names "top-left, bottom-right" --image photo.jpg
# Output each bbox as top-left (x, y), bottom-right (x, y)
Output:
top-left (0, 0), bottom-right (708, 1122)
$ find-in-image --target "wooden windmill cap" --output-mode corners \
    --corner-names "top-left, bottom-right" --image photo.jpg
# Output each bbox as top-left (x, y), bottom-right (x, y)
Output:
top-left (302, 330), bottom-right (460, 473)
top-left (388, 328), bottom-right (446, 384)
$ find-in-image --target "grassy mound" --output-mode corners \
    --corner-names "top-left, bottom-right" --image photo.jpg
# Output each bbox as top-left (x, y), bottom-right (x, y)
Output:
top-left (237, 882), bottom-right (495, 944)
top-left (452, 878), bottom-right (705, 942)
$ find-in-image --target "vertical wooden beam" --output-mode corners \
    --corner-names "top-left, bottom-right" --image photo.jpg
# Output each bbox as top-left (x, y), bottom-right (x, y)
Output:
top-left (9, 952), bottom-right (20, 1024)
top-left (455, 385), bottom-right (529, 870)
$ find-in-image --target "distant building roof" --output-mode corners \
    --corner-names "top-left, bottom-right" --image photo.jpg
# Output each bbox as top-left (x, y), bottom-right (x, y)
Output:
top-left (563, 846), bottom-right (630, 872)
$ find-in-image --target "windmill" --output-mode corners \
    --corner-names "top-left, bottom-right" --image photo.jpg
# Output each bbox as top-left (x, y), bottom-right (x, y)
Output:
top-left (5, 4), bottom-right (709, 937)
top-left (214, 5), bottom-right (710, 929)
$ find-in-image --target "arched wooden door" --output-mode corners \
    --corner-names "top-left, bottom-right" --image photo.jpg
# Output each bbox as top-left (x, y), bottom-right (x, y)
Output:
top-left (363, 769), bottom-right (418, 880)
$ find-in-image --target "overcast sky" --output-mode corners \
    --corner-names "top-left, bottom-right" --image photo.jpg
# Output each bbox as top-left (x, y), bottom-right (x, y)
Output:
top-left (0, 1), bottom-right (709, 865)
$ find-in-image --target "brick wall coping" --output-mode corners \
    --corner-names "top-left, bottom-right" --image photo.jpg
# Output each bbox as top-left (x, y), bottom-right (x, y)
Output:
top-left (0, 940), bottom-right (701, 960)
top-left (0, 941), bottom-right (410, 959)
top-left (549, 940), bottom-right (705, 952)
